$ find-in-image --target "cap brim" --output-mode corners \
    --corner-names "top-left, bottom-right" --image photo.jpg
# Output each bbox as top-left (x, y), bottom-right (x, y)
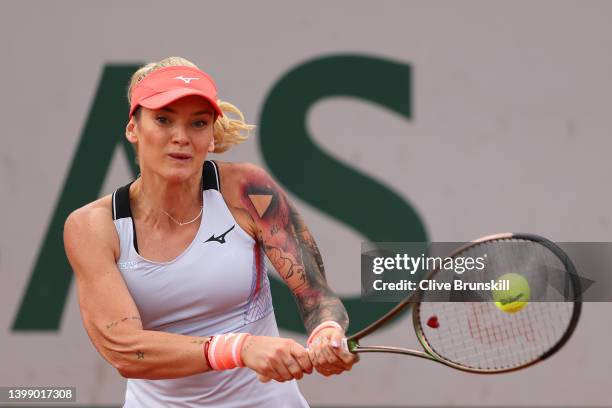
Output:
top-left (138, 88), bottom-right (223, 117)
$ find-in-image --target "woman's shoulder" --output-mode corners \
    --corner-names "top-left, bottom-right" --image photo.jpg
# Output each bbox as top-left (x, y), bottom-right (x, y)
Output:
top-left (213, 160), bottom-right (268, 182)
top-left (214, 160), bottom-right (275, 197)
top-left (213, 160), bottom-right (276, 212)
top-left (64, 195), bottom-right (117, 246)
top-left (68, 194), bottom-right (113, 222)
top-left (64, 194), bottom-right (120, 272)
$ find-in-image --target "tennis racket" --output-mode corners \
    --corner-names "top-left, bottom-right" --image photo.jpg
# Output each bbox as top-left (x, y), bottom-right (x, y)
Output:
top-left (344, 232), bottom-right (582, 373)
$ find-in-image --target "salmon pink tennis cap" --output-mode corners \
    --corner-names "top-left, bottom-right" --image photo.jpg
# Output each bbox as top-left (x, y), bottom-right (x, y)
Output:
top-left (129, 66), bottom-right (223, 119)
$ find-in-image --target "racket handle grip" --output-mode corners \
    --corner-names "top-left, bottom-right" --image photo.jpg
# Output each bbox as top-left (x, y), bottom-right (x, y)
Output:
top-left (342, 338), bottom-right (359, 353)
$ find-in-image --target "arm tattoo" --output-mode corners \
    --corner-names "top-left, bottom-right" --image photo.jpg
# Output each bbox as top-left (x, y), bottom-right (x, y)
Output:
top-left (105, 316), bottom-right (141, 330)
top-left (136, 351), bottom-right (144, 360)
top-left (241, 172), bottom-right (349, 334)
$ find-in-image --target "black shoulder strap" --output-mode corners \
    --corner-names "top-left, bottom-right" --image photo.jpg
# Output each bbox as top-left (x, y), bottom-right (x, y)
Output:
top-left (112, 181), bottom-right (134, 220)
top-left (111, 181), bottom-right (139, 253)
top-left (203, 160), bottom-right (220, 191)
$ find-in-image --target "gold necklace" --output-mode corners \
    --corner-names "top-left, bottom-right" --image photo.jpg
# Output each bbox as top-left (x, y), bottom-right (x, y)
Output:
top-left (159, 204), bottom-right (203, 226)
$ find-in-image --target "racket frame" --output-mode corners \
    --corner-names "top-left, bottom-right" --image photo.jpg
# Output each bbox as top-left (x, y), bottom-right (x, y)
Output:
top-left (346, 233), bottom-right (582, 374)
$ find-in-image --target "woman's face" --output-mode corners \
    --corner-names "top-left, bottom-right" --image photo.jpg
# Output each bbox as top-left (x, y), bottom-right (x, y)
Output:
top-left (127, 95), bottom-right (215, 183)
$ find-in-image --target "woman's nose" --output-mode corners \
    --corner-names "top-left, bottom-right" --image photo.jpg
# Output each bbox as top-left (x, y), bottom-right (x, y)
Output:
top-left (171, 126), bottom-right (190, 144)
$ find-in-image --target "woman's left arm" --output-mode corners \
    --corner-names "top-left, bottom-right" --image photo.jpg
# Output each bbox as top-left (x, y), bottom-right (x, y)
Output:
top-left (235, 164), bottom-right (357, 376)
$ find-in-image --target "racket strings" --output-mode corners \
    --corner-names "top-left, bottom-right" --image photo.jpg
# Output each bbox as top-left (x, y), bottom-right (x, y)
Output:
top-left (415, 239), bottom-right (576, 371)
top-left (419, 302), bottom-right (572, 370)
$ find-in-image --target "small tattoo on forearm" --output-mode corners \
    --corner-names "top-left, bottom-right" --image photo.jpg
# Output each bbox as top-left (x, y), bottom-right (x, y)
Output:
top-left (105, 316), bottom-right (141, 330)
top-left (136, 351), bottom-right (144, 360)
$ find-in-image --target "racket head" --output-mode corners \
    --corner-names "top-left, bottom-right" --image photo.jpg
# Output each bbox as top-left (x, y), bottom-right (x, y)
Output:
top-left (412, 233), bottom-right (581, 373)
top-left (347, 233), bottom-right (519, 343)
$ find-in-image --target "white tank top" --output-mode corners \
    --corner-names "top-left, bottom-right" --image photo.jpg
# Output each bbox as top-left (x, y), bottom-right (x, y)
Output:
top-left (112, 161), bottom-right (309, 408)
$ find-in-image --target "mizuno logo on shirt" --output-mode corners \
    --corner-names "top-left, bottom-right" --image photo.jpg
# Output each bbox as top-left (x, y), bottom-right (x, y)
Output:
top-left (205, 225), bottom-right (235, 244)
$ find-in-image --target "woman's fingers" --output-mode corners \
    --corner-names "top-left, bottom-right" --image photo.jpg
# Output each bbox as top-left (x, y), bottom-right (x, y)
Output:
top-left (308, 329), bottom-right (360, 376)
top-left (244, 336), bottom-right (313, 382)
top-left (318, 337), bottom-right (352, 372)
top-left (285, 357), bottom-right (305, 380)
top-left (291, 341), bottom-right (313, 374)
top-left (309, 338), bottom-right (340, 375)
top-left (330, 334), bottom-right (358, 366)
top-left (270, 356), bottom-right (294, 382)
top-left (257, 373), bottom-right (272, 383)
top-left (245, 334), bottom-right (357, 382)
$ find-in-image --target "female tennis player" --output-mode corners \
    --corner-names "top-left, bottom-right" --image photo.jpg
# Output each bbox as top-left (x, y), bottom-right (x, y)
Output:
top-left (63, 56), bottom-right (357, 407)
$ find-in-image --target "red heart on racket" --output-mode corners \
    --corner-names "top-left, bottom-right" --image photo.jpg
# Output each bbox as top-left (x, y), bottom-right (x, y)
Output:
top-left (427, 315), bottom-right (440, 329)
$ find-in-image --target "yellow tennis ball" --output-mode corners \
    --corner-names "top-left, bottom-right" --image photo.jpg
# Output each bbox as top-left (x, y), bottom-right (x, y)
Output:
top-left (493, 273), bottom-right (530, 313)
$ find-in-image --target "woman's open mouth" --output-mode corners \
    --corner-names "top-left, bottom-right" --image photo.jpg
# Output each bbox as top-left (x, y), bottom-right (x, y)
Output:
top-left (168, 153), bottom-right (193, 162)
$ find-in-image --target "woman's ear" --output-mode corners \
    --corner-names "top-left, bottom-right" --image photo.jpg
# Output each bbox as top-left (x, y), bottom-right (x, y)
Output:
top-left (126, 118), bottom-right (138, 143)
top-left (208, 136), bottom-right (216, 153)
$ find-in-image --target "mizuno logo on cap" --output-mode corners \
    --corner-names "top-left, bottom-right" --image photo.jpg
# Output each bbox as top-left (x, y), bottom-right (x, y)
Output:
top-left (174, 75), bottom-right (200, 84)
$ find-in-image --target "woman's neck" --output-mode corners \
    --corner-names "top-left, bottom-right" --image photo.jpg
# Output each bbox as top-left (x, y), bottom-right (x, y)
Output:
top-left (131, 170), bottom-right (202, 227)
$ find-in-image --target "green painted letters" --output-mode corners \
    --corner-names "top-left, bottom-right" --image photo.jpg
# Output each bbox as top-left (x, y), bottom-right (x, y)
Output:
top-left (259, 55), bottom-right (427, 334)
top-left (13, 66), bottom-right (139, 330)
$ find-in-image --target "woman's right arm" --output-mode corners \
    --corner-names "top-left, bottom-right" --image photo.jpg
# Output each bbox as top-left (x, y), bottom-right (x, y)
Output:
top-left (64, 202), bottom-right (311, 381)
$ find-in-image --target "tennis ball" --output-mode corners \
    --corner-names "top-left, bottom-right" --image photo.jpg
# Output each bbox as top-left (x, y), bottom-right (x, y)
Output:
top-left (493, 273), bottom-right (530, 313)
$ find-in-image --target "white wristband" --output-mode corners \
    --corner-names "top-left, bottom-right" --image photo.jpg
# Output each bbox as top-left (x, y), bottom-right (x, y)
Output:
top-left (307, 320), bottom-right (342, 347)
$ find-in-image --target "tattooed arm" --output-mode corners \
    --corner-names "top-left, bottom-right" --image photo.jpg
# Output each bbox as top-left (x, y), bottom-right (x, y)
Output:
top-left (233, 163), bottom-right (348, 332)
top-left (222, 162), bottom-right (357, 375)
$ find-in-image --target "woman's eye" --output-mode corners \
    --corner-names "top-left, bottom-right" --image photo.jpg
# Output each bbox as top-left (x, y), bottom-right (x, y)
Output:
top-left (193, 120), bottom-right (208, 128)
top-left (155, 116), bottom-right (169, 124)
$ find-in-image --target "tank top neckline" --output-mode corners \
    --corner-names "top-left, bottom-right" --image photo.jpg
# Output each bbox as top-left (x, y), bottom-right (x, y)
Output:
top-left (113, 160), bottom-right (219, 266)
top-left (130, 190), bottom-right (209, 266)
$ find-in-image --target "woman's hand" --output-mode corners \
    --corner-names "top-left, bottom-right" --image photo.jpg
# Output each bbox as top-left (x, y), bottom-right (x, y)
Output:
top-left (241, 336), bottom-right (313, 382)
top-left (308, 327), bottom-right (358, 376)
